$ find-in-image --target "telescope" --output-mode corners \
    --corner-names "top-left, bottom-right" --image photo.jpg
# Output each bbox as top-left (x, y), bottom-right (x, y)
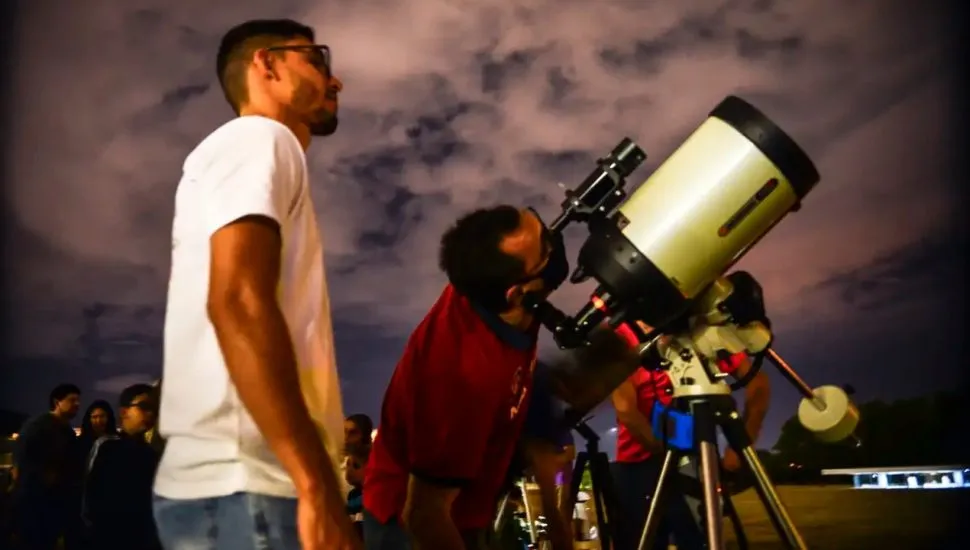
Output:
top-left (524, 96), bottom-right (860, 550)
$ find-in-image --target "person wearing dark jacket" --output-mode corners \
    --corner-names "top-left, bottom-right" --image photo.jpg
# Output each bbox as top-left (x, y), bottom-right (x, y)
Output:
top-left (84, 384), bottom-right (160, 550)
top-left (78, 400), bottom-right (117, 468)
top-left (11, 383), bottom-right (82, 550)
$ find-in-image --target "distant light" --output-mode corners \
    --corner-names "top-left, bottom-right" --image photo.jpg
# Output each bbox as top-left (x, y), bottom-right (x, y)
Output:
top-left (371, 429), bottom-right (378, 440)
top-left (608, 427), bottom-right (618, 434)
top-left (824, 466), bottom-right (970, 491)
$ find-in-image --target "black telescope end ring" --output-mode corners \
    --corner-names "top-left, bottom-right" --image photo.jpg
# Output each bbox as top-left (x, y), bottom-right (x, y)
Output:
top-left (710, 96), bottom-right (820, 199)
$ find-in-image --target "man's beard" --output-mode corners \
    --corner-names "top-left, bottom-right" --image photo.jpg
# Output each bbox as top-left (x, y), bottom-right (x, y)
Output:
top-left (292, 77), bottom-right (339, 136)
top-left (310, 113), bottom-right (338, 136)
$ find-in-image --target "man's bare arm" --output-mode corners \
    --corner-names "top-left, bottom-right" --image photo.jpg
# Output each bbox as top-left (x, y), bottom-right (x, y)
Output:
top-left (522, 439), bottom-right (575, 550)
top-left (207, 216), bottom-right (342, 502)
top-left (734, 358), bottom-right (771, 443)
top-left (402, 476), bottom-right (464, 550)
top-left (611, 378), bottom-right (663, 454)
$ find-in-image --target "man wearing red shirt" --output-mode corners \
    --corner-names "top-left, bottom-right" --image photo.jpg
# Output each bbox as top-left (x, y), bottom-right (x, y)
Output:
top-left (611, 350), bottom-right (771, 550)
top-left (362, 205), bottom-right (571, 550)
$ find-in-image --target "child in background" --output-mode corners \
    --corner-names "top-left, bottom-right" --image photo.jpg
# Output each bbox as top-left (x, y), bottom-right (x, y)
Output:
top-left (345, 447), bottom-right (369, 540)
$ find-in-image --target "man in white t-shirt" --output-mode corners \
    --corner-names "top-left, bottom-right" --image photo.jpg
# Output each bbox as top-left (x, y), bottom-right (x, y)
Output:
top-left (152, 18), bottom-right (360, 550)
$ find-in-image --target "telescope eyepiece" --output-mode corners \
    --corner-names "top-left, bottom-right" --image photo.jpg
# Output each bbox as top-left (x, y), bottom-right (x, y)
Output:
top-left (608, 138), bottom-right (647, 178)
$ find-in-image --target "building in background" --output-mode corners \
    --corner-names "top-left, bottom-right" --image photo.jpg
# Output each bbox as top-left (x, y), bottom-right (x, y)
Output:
top-left (822, 465), bottom-right (970, 490)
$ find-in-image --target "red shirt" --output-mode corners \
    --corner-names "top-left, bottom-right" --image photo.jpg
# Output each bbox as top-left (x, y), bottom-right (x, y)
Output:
top-left (615, 352), bottom-right (747, 463)
top-left (363, 285), bottom-right (538, 530)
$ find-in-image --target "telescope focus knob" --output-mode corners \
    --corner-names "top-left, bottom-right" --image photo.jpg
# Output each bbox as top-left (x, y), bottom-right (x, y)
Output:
top-left (796, 385), bottom-right (859, 443)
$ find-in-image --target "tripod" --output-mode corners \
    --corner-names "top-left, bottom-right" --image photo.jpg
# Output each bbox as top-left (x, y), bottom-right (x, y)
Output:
top-left (567, 420), bottom-right (620, 550)
top-left (492, 420), bottom-right (618, 550)
top-left (639, 392), bottom-right (806, 550)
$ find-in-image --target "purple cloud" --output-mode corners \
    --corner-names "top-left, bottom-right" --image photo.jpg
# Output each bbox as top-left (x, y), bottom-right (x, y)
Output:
top-left (3, 0), bottom-right (962, 445)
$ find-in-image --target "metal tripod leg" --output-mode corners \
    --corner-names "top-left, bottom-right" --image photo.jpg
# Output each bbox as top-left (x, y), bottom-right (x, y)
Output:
top-left (719, 407), bottom-right (807, 549)
top-left (588, 452), bottom-right (616, 550)
top-left (721, 490), bottom-right (748, 550)
top-left (638, 449), bottom-right (678, 550)
top-left (521, 478), bottom-right (539, 543)
top-left (567, 452), bottom-right (588, 518)
top-left (692, 400), bottom-right (725, 550)
top-left (493, 490), bottom-right (513, 534)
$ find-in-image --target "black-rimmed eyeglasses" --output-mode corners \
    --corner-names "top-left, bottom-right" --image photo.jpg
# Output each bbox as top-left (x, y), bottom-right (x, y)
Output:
top-left (265, 44), bottom-right (331, 74)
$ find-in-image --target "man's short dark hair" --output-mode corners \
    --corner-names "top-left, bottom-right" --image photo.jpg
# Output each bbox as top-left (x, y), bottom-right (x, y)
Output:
top-left (119, 384), bottom-right (154, 408)
top-left (438, 205), bottom-right (527, 312)
top-left (347, 414), bottom-right (373, 440)
top-left (49, 383), bottom-right (81, 410)
top-left (216, 19), bottom-right (315, 114)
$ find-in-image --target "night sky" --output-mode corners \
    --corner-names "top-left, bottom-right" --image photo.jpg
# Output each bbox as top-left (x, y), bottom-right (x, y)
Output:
top-left (1, 0), bottom-right (966, 455)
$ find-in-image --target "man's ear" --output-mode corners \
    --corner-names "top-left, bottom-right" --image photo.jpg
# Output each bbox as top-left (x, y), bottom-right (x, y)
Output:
top-left (254, 49), bottom-right (278, 80)
top-left (505, 285), bottom-right (524, 305)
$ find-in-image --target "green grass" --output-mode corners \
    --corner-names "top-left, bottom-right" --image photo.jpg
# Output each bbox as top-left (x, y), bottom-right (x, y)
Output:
top-left (723, 485), bottom-right (968, 549)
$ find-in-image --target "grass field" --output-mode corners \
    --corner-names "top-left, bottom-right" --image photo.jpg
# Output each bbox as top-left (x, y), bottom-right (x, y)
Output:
top-left (722, 485), bottom-right (969, 549)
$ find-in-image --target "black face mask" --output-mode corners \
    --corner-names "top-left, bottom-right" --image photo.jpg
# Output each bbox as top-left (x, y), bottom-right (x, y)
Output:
top-left (524, 208), bottom-right (570, 293)
top-left (539, 231), bottom-right (569, 292)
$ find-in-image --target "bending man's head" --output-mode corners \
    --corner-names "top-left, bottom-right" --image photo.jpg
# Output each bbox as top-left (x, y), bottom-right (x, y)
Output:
top-left (439, 205), bottom-right (568, 328)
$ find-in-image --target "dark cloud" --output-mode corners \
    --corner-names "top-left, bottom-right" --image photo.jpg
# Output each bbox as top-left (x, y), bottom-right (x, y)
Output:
top-left (160, 84), bottom-right (212, 112)
top-left (479, 49), bottom-right (544, 96)
top-left (813, 226), bottom-right (966, 313)
top-left (330, 320), bottom-right (409, 415)
top-left (356, 186), bottom-right (450, 252)
top-left (1, 0), bottom-right (963, 449)
top-left (734, 30), bottom-right (804, 60)
top-left (540, 68), bottom-right (573, 107)
top-left (518, 150), bottom-right (597, 187)
top-left (597, 2), bottom-right (812, 76)
top-left (404, 103), bottom-right (475, 166)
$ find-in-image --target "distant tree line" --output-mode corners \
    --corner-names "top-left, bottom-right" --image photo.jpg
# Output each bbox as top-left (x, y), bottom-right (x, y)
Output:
top-left (568, 392), bottom-right (969, 489)
top-left (762, 390), bottom-right (969, 484)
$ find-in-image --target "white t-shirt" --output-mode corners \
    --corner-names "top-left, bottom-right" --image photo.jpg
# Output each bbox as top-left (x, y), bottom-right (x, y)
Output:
top-left (154, 116), bottom-right (346, 500)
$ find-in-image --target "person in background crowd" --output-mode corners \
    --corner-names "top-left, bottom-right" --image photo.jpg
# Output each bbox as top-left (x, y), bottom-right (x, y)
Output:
top-left (84, 384), bottom-right (161, 550)
top-left (343, 413), bottom-right (373, 523)
top-left (609, 328), bottom-right (771, 550)
top-left (11, 383), bottom-right (83, 550)
top-left (78, 401), bottom-right (117, 467)
top-left (75, 400), bottom-right (118, 548)
top-left (345, 445), bottom-right (369, 541)
top-left (345, 414), bottom-right (373, 457)
top-left (507, 360), bottom-right (579, 550)
top-left (152, 17), bottom-right (358, 550)
top-left (520, 361), bottom-right (578, 520)
top-left (362, 205), bottom-right (573, 550)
